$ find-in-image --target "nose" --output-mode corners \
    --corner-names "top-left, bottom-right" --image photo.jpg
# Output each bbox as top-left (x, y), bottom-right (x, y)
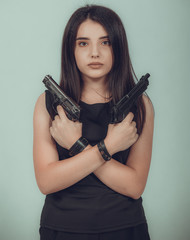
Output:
top-left (90, 44), bottom-right (100, 58)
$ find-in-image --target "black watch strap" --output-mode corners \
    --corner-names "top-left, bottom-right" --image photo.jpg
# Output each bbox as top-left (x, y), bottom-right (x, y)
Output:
top-left (97, 140), bottom-right (112, 161)
top-left (69, 137), bottom-right (88, 156)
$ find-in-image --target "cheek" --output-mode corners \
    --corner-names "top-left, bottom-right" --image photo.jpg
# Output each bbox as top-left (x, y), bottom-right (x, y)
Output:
top-left (75, 47), bottom-right (87, 60)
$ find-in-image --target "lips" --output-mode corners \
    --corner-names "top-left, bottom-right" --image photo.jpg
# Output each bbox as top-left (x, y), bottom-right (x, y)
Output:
top-left (88, 62), bottom-right (103, 69)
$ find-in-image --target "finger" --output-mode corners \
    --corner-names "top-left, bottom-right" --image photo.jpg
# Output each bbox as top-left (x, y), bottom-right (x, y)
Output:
top-left (131, 123), bottom-right (137, 134)
top-left (135, 133), bottom-right (139, 142)
top-left (56, 105), bottom-right (67, 119)
top-left (123, 112), bottom-right (134, 123)
top-left (131, 121), bottom-right (136, 128)
top-left (49, 126), bottom-right (53, 136)
top-left (54, 115), bottom-right (60, 121)
top-left (50, 126), bottom-right (56, 140)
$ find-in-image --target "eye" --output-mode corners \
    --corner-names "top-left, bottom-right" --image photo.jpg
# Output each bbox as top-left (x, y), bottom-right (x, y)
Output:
top-left (78, 42), bottom-right (88, 47)
top-left (102, 40), bottom-right (111, 46)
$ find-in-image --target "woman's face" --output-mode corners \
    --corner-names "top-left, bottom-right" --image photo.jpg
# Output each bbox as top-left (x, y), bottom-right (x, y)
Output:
top-left (74, 19), bottom-right (113, 82)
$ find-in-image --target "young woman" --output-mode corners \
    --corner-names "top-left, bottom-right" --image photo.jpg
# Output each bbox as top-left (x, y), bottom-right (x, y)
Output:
top-left (33, 4), bottom-right (154, 240)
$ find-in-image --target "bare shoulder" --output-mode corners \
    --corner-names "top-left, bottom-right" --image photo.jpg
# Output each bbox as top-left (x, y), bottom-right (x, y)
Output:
top-left (34, 92), bottom-right (46, 113)
top-left (142, 94), bottom-right (154, 122)
top-left (33, 92), bottom-right (56, 158)
top-left (33, 92), bottom-right (51, 128)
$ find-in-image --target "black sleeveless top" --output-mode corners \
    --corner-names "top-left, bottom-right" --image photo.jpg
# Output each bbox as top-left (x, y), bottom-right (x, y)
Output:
top-left (40, 90), bottom-right (147, 233)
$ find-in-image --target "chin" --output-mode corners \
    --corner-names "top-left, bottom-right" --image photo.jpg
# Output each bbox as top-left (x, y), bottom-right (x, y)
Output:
top-left (82, 71), bottom-right (110, 81)
top-left (87, 75), bottom-right (107, 81)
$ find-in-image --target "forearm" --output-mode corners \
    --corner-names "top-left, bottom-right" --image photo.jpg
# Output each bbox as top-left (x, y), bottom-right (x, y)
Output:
top-left (83, 145), bottom-right (141, 199)
top-left (92, 95), bottom-right (154, 199)
top-left (38, 145), bottom-right (105, 195)
top-left (93, 159), bottom-right (141, 199)
top-left (77, 144), bottom-right (140, 198)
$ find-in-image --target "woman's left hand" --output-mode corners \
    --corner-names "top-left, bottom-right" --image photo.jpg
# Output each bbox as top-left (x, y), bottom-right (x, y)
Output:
top-left (50, 105), bottom-right (82, 149)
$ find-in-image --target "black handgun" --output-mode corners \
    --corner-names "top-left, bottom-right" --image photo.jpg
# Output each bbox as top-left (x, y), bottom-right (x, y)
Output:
top-left (42, 75), bottom-right (81, 121)
top-left (110, 73), bottom-right (150, 123)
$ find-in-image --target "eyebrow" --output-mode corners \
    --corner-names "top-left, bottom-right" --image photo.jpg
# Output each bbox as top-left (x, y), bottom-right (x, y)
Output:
top-left (76, 35), bottom-right (109, 40)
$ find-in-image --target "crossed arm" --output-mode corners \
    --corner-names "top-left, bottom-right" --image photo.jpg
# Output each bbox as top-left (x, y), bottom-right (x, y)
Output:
top-left (33, 93), bottom-right (154, 199)
top-left (93, 103), bottom-right (154, 199)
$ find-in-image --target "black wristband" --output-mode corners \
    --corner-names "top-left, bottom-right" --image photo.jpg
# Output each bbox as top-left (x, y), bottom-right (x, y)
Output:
top-left (97, 140), bottom-right (112, 161)
top-left (69, 137), bottom-right (88, 156)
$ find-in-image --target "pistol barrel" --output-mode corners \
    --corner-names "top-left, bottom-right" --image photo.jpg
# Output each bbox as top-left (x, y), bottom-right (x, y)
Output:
top-left (110, 73), bottom-right (150, 123)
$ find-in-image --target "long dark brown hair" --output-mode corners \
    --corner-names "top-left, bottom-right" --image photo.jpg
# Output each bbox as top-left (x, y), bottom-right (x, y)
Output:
top-left (60, 4), bottom-right (146, 134)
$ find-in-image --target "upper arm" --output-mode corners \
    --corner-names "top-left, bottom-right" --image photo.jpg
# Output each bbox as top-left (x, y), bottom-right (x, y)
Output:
top-left (125, 95), bottom-right (154, 193)
top-left (33, 92), bottom-right (59, 189)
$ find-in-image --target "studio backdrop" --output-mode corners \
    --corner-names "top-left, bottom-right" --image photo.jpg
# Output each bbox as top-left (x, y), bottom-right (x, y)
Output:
top-left (0, 0), bottom-right (190, 239)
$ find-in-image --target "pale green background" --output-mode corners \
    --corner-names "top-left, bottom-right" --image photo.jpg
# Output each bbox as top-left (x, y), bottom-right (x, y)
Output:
top-left (0, 0), bottom-right (189, 239)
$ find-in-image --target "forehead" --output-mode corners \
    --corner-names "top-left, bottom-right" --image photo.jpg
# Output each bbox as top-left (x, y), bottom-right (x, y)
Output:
top-left (76, 19), bottom-right (108, 38)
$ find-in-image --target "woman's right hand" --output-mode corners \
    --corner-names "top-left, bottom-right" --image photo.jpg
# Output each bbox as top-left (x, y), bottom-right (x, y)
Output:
top-left (50, 105), bottom-right (82, 150)
top-left (104, 112), bottom-right (139, 155)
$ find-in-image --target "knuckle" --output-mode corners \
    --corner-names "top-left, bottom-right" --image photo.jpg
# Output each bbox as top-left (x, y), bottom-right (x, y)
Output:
top-left (54, 115), bottom-right (59, 120)
top-left (53, 119), bottom-right (58, 125)
top-left (49, 126), bottom-right (52, 132)
top-left (130, 126), bottom-right (134, 132)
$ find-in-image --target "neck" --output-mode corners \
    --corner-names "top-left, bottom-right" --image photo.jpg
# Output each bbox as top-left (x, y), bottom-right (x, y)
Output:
top-left (81, 76), bottom-right (111, 104)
